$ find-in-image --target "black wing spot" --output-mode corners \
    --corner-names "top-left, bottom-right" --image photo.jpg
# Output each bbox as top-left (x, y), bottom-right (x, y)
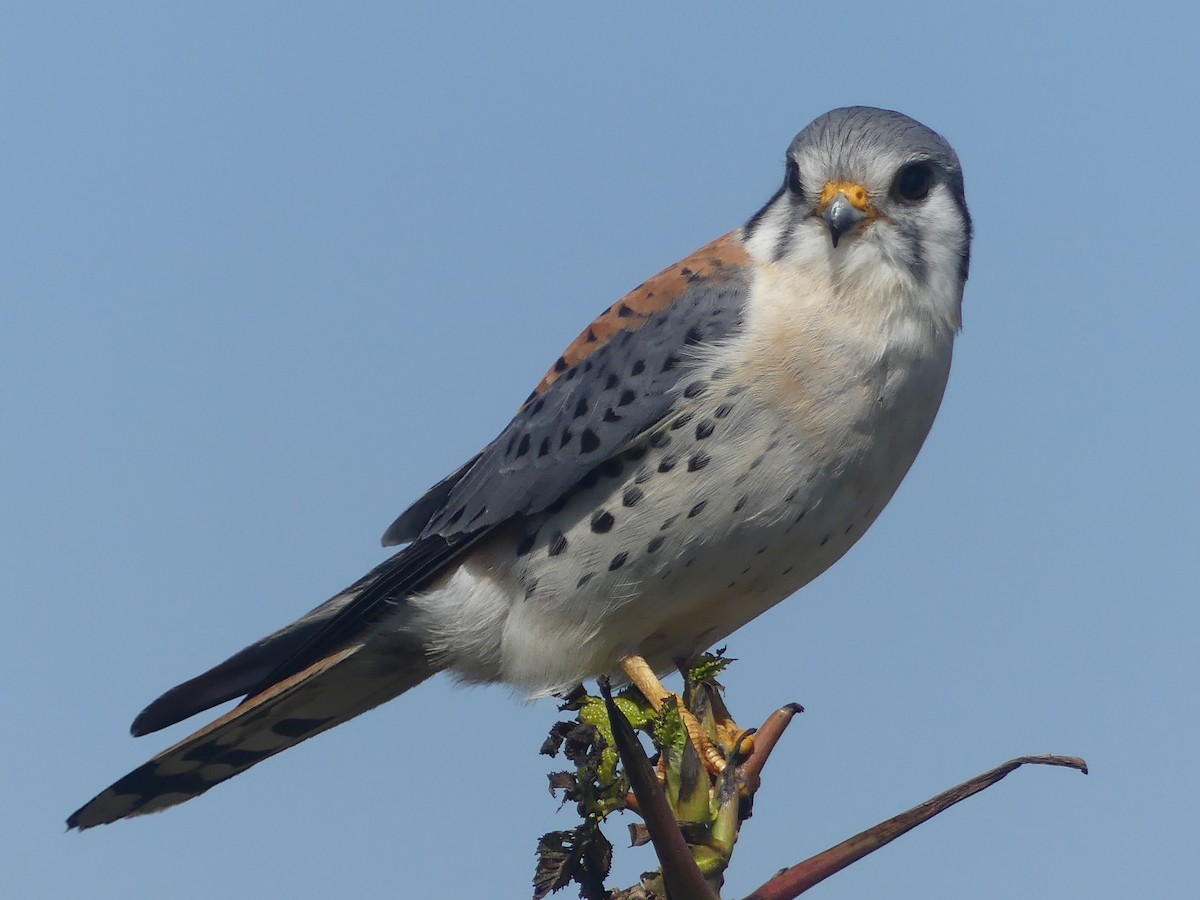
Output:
top-left (271, 716), bottom-right (334, 739)
top-left (603, 408), bottom-right (621, 423)
top-left (515, 531), bottom-right (538, 557)
top-left (580, 428), bottom-right (601, 453)
top-left (617, 303), bottom-right (635, 317)
top-left (585, 327), bottom-right (598, 343)
top-left (600, 457), bottom-right (624, 478)
top-left (538, 437), bottom-right (551, 457)
top-left (560, 428), bottom-right (573, 449)
top-left (631, 359), bottom-right (646, 376)
top-left (515, 433), bottom-right (531, 457)
top-left (574, 396), bottom-right (590, 418)
top-left (553, 356), bottom-right (569, 373)
top-left (548, 531), bottom-right (568, 556)
top-left (605, 372), bottom-right (620, 390)
top-left (618, 389), bottom-right (637, 407)
top-left (591, 510), bottom-right (615, 533)
top-left (531, 397), bottom-right (545, 415)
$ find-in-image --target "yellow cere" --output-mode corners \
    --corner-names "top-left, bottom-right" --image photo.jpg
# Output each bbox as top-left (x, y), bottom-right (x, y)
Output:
top-left (818, 180), bottom-right (874, 213)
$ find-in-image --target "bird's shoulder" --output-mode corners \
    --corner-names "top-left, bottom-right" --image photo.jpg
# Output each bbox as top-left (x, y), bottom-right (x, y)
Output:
top-left (383, 231), bottom-right (754, 546)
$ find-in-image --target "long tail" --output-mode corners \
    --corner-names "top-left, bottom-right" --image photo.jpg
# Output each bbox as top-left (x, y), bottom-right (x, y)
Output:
top-left (67, 638), bottom-right (434, 829)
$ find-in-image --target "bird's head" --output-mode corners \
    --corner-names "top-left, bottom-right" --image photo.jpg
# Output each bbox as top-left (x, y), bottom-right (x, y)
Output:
top-left (744, 107), bottom-right (972, 331)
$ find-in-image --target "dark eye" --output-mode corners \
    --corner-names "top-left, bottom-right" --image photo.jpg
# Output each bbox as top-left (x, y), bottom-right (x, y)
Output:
top-left (785, 158), bottom-right (804, 198)
top-left (894, 162), bottom-right (934, 202)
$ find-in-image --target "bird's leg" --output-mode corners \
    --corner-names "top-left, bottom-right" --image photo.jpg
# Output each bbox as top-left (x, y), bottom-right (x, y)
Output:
top-left (620, 654), bottom-right (727, 774)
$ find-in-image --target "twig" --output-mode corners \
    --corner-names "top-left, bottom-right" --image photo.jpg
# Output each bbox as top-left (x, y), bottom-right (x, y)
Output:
top-left (599, 677), bottom-right (719, 900)
top-left (742, 754), bottom-right (1089, 900)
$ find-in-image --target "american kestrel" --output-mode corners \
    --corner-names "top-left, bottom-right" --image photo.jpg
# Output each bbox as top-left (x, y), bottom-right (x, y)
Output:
top-left (70, 106), bottom-right (971, 828)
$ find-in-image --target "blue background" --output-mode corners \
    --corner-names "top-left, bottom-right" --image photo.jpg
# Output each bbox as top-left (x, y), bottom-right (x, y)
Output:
top-left (4, 3), bottom-right (1196, 897)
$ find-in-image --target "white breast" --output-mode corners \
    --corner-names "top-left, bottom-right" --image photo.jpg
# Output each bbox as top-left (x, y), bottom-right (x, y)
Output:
top-left (404, 258), bottom-right (957, 696)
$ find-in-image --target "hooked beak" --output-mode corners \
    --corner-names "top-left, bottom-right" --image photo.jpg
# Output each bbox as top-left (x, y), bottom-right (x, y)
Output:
top-left (818, 181), bottom-right (874, 248)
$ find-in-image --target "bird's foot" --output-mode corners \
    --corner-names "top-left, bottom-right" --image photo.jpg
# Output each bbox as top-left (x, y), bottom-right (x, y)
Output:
top-left (619, 654), bottom-right (739, 775)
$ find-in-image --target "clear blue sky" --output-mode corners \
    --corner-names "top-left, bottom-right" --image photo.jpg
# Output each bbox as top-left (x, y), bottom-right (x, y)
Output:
top-left (4, 3), bottom-right (1196, 898)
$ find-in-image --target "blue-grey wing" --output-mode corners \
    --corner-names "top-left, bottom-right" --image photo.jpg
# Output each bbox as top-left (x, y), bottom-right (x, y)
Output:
top-left (383, 232), bottom-right (752, 546)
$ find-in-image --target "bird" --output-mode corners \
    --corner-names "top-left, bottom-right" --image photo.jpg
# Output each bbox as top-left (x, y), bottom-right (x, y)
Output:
top-left (69, 106), bottom-right (972, 829)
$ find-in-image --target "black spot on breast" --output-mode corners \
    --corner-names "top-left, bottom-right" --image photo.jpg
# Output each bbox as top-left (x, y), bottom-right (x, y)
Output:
top-left (531, 398), bottom-right (545, 414)
top-left (683, 380), bottom-right (707, 398)
top-left (271, 716), bottom-right (334, 739)
top-left (660, 515), bottom-right (678, 531)
top-left (618, 389), bottom-right (637, 407)
top-left (631, 359), bottom-right (646, 376)
top-left (684, 325), bottom-right (704, 345)
top-left (525, 578), bottom-right (539, 599)
top-left (670, 413), bottom-right (693, 431)
top-left (688, 500), bottom-right (707, 518)
top-left (634, 468), bottom-right (653, 485)
top-left (647, 535), bottom-right (666, 553)
top-left (734, 495), bottom-right (748, 512)
top-left (688, 451), bottom-right (711, 472)
top-left (577, 573), bottom-right (594, 588)
top-left (547, 531), bottom-right (569, 556)
top-left (695, 420), bottom-right (714, 440)
top-left (658, 456), bottom-right (677, 473)
top-left (661, 354), bottom-right (680, 373)
top-left (714, 402), bottom-right (734, 419)
top-left (650, 431), bottom-right (671, 448)
top-left (710, 366), bottom-right (730, 380)
top-left (591, 511), bottom-right (615, 533)
top-left (609, 552), bottom-right (628, 571)
top-left (574, 396), bottom-right (590, 418)
top-left (580, 428), bottom-right (600, 452)
top-left (622, 487), bottom-right (643, 507)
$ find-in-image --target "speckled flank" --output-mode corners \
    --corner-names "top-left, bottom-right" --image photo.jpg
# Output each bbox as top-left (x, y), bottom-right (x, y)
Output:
top-left (528, 232), bottom-right (750, 398)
